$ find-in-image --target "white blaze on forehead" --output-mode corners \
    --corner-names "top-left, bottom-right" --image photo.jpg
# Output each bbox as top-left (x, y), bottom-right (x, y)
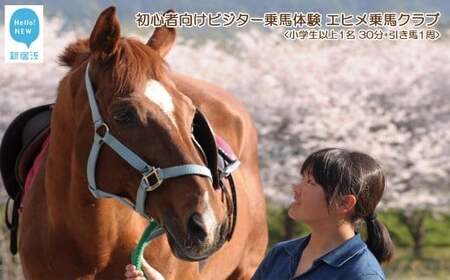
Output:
top-left (202, 191), bottom-right (218, 242)
top-left (144, 79), bottom-right (176, 125)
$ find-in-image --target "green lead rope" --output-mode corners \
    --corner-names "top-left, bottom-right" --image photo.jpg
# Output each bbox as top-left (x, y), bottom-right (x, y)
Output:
top-left (131, 219), bottom-right (165, 279)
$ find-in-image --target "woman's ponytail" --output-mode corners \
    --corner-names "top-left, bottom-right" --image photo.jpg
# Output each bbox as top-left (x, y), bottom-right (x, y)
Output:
top-left (365, 213), bottom-right (394, 264)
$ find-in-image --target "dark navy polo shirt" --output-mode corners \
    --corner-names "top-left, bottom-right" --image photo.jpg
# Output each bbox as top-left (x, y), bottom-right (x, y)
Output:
top-left (251, 234), bottom-right (385, 280)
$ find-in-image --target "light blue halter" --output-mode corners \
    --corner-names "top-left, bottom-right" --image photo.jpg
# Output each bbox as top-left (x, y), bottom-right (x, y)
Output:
top-left (84, 62), bottom-right (213, 218)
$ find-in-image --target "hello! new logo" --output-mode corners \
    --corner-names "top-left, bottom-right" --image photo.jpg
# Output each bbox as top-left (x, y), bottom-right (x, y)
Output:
top-left (4, 5), bottom-right (44, 63)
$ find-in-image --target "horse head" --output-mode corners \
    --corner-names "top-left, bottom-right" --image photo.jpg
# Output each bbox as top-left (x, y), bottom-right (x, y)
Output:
top-left (59, 6), bottom-right (229, 261)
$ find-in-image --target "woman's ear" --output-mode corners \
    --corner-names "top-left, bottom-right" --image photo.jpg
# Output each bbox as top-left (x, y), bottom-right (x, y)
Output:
top-left (338, 195), bottom-right (357, 215)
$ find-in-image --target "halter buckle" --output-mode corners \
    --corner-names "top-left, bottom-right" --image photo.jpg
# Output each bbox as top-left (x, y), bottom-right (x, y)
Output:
top-left (95, 122), bottom-right (109, 138)
top-left (142, 168), bottom-right (163, 191)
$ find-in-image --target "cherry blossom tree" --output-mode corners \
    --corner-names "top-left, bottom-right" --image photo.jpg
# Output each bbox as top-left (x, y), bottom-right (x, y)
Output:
top-left (168, 30), bottom-right (450, 214)
top-left (167, 29), bottom-right (450, 257)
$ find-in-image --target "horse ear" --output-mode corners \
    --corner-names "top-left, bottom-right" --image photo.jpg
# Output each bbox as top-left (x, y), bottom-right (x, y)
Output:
top-left (147, 10), bottom-right (176, 57)
top-left (89, 6), bottom-right (121, 60)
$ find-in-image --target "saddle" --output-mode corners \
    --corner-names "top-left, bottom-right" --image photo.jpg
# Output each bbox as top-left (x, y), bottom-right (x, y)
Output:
top-left (0, 104), bottom-right (53, 254)
top-left (192, 111), bottom-right (240, 243)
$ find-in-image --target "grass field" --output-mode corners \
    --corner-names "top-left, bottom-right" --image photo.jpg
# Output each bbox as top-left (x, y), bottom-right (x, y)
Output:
top-left (1, 204), bottom-right (449, 279)
top-left (384, 247), bottom-right (450, 280)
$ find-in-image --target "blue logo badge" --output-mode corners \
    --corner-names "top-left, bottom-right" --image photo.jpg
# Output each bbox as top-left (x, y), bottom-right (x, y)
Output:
top-left (9, 8), bottom-right (40, 48)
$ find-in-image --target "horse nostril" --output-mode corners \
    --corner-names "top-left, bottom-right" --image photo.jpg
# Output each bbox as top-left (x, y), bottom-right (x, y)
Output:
top-left (187, 212), bottom-right (208, 243)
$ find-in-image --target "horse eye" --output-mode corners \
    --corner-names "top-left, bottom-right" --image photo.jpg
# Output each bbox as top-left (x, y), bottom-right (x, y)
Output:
top-left (113, 108), bottom-right (135, 124)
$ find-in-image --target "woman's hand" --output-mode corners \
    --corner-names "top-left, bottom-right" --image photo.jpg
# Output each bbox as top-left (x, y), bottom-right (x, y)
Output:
top-left (124, 259), bottom-right (165, 280)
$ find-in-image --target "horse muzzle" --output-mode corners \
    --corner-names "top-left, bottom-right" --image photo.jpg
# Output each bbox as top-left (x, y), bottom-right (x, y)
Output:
top-left (163, 213), bottom-right (226, 261)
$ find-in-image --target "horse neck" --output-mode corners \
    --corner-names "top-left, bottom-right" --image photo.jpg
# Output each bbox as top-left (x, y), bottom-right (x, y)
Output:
top-left (44, 74), bottom-right (142, 260)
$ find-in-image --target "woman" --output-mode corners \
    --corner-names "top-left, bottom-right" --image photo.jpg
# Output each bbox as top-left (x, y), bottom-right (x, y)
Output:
top-left (126, 148), bottom-right (393, 279)
top-left (251, 148), bottom-right (393, 279)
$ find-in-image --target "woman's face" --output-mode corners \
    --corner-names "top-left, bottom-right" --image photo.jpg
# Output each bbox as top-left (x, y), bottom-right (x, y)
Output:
top-left (288, 172), bottom-right (331, 224)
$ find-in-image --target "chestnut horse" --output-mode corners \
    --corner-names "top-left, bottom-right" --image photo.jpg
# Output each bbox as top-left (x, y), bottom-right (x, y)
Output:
top-left (18, 6), bottom-right (267, 280)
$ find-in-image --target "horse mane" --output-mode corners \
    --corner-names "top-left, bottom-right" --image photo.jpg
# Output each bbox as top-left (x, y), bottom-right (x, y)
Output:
top-left (58, 38), bottom-right (90, 68)
top-left (58, 37), bottom-right (169, 95)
